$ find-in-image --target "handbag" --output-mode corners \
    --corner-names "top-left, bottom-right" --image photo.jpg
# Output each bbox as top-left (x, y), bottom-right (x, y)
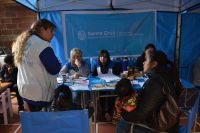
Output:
top-left (149, 80), bottom-right (181, 132)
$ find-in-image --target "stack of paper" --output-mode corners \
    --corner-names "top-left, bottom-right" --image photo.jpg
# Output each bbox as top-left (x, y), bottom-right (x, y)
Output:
top-left (57, 77), bottom-right (63, 84)
top-left (98, 74), bottom-right (120, 82)
top-left (70, 84), bottom-right (90, 91)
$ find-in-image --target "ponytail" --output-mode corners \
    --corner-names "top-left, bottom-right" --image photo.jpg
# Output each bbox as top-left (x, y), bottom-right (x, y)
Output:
top-left (12, 19), bottom-right (56, 66)
top-left (12, 30), bottom-right (31, 66)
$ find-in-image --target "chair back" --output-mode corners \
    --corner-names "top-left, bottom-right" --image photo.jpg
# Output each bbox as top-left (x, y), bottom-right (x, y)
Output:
top-left (20, 109), bottom-right (90, 133)
top-left (179, 65), bottom-right (193, 81)
top-left (0, 88), bottom-right (13, 124)
top-left (181, 91), bottom-right (200, 133)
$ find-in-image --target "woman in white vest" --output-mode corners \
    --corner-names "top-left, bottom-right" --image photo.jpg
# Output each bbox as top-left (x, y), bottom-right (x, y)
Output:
top-left (91, 49), bottom-right (123, 121)
top-left (12, 19), bottom-right (61, 112)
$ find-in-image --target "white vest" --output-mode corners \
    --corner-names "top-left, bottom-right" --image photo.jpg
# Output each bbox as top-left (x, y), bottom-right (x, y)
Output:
top-left (17, 35), bottom-right (57, 102)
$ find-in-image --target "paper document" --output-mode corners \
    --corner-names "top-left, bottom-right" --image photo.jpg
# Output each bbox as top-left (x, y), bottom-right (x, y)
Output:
top-left (98, 74), bottom-right (120, 82)
top-left (132, 80), bottom-right (144, 88)
top-left (73, 78), bottom-right (89, 85)
top-left (132, 80), bottom-right (139, 84)
top-left (138, 82), bottom-right (145, 87)
top-left (57, 77), bottom-right (63, 84)
top-left (91, 82), bottom-right (116, 91)
top-left (70, 84), bottom-right (90, 91)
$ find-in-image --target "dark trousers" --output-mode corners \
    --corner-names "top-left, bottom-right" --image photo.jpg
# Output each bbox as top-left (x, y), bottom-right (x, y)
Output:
top-left (99, 91), bottom-right (115, 115)
top-left (11, 84), bottom-right (24, 110)
top-left (27, 103), bottom-right (44, 112)
top-left (72, 91), bottom-right (91, 108)
top-left (132, 125), bottom-right (158, 133)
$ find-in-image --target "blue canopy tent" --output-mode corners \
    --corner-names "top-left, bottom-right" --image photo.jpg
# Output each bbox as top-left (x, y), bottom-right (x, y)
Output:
top-left (14, 0), bottom-right (200, 82)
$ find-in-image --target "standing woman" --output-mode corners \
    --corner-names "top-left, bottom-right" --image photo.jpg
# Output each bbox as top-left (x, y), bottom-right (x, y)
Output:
top-left (12, 19), bottom-right (61, 112)
top-left (118, 50), bottom-right (182, 133)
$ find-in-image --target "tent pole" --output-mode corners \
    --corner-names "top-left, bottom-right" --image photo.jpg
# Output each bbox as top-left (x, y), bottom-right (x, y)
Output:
top-left (175, 13), bottom-right (181, 69)
top-left (37, 0), bottom-right (40, 19)
top-left (175, 0), bottom-right (182, 72)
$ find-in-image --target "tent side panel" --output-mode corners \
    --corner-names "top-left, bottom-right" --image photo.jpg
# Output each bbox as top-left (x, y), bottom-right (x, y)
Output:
top-left (40, 11), bottom-right (66, 66)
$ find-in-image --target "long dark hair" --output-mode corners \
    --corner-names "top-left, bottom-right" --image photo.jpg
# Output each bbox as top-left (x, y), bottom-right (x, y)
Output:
top-left (147, 50), bottom-right (183, 97)
top-left (141, 43), bottom-right (156, 59)
top-left (144, 43), bottom-right (156, 51)
top-left (98, 49), bottom-right (111, 67)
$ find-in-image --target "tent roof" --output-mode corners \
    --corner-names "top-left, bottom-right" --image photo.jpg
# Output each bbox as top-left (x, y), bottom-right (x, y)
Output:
top-left (15, 0), bottom-right (200, 12)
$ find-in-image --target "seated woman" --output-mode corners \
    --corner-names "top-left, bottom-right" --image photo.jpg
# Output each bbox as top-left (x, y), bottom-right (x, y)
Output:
top-left (135, 43), bottom-right (156, 71)
top-left (60, 48), bottom-right (90, 78)
top-left (117, 50), bottom-right (182, 133)
top-left (60, 48), bottom-right (90, 107)
top-left (91, 49), bottom-right (122, 121)
top-left (91, 49), bottom-right (122, 76)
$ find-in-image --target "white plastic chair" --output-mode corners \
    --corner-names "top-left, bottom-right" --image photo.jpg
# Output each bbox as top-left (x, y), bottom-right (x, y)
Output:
top-left (0, 88), bottom-right (13, 124)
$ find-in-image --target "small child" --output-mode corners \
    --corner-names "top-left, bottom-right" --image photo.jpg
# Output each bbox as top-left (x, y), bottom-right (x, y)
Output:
top-left (49, 84), bottom-right (93, 117)
top-left (113, 78), bottom-right (138, 123)
top-left (50, 84), bottom-right (81, 112)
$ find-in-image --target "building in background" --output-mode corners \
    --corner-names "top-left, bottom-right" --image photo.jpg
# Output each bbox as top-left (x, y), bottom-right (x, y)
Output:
top-left (0, 0), bottom-right (37, 51)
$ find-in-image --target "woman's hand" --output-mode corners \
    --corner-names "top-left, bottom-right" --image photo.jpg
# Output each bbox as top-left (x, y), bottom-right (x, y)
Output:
top-left (73, 72), bottom-right (81, 79)
top-left (75, 59), bottom-right (81, 68)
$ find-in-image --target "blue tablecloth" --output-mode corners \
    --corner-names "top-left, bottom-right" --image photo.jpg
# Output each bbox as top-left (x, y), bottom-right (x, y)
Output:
top-left (58, 76), bottom-right (195, 92)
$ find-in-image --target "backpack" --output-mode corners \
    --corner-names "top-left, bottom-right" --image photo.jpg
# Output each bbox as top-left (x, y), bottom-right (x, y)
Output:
top-left (149, 80), bottom-right (181, 132)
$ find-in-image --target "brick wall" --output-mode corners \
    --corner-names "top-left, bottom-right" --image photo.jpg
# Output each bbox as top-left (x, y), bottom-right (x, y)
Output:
top-left (0, 3), bottom-right (37, 50)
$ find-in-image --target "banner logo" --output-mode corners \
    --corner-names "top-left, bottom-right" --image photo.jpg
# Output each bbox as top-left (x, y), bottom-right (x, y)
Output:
top-left (78, 31), bottom-right (86, 40)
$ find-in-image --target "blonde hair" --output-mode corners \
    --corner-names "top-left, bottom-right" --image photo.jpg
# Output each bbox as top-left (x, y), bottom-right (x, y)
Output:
top-left (70, 48), bottom-right (83, 65)
top-left (12, 19), bottom-right (56, 66)
top-left (12, 30), bottom-right (31, 65)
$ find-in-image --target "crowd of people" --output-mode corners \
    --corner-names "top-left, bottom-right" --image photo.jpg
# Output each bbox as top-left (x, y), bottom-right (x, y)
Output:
top-left (1, 18), bottom-right (194, 133)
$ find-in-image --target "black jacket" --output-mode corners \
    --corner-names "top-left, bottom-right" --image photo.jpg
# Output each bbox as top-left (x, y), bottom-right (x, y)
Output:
top-left (122, 67), bottom-right (177, 123)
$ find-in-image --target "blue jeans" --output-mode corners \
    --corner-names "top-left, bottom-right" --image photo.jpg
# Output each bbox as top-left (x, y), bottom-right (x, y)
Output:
top-left (116, 118), bottom-right (132, 133)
